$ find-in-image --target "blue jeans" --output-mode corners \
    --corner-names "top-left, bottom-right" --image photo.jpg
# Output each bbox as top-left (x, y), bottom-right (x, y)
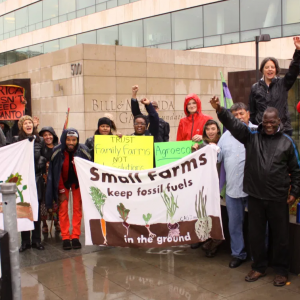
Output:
top-left (226, 194), bottom-right (248, 260)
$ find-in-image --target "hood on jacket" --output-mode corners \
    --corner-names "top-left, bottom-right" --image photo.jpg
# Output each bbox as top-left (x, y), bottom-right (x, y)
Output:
top-left (257, 122), bottom-right (284, 135)
top-left (184, 94), bottom-right (202, 116)
top-left (0, 120), bottom-right (10, 134)
top-left (60, 128), bottom-right (79, 151)
top-left (202, 119), bottom-right (221, 144)
top-left (39, 126), bottom-right (59, 145)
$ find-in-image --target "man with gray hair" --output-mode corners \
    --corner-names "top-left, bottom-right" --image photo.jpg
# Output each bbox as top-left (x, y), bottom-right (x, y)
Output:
top-left (218, 102), bottom-right (257, 268)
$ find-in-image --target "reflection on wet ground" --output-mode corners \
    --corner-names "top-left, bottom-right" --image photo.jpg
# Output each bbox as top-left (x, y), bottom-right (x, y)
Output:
top-left (19, 223), bottom-right (300, 300)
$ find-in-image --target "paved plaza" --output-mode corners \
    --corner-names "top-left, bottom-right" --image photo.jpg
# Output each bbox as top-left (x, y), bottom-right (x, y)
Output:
top-left (19, 222), bottom-right (300, 300)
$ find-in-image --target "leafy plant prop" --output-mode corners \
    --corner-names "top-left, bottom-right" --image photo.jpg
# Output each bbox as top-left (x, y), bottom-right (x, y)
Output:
top-left (195, 187), bottom-right (212, 241)
top-left (142, 213), bottom-right (156, 238)
top-left (90, 187), bottom-right (107, 218)
top-left (161, 190), bottom-right (180, 237)
top-left (90, 187), bottom-right (108, 245)
top-left (117, 203), bottom-right (130, 235)
top-left (6, 173), bottom-right (27, 203)
top-left (142, 213), bottom-right (152, 225)
top-left (161, 190), bottom-right (179, 224)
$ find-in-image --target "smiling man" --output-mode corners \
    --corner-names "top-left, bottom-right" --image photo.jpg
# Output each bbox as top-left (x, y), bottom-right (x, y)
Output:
top-left (210, 96), bottom-right (300, 287)
top-left (46, 128), bottom-right (91, 250)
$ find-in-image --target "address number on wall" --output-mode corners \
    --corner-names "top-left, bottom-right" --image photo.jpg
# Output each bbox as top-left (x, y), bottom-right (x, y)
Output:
top-left (71, 63), bottom-right (82, 76)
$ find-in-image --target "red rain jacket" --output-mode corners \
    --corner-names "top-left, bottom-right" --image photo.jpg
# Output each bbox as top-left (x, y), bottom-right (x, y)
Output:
top-left (176, 94), bottom-right (213, 141)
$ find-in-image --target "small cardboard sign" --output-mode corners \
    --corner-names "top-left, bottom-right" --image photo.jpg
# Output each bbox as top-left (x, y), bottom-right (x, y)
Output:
top-left (155, 141), bottom-right (202, 167)
top-left (0, 85), bottom-right (25, 120)
top-left (94, 135), bottom-right (154, 170)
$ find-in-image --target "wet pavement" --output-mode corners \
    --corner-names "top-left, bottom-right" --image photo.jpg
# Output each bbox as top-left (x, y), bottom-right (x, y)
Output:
top-left (19, 222), bottom-right (300, 300)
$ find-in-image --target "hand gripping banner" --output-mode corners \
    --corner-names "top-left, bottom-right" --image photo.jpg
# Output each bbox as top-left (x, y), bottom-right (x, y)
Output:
top-left (75, 145), bottom-right (224, 248)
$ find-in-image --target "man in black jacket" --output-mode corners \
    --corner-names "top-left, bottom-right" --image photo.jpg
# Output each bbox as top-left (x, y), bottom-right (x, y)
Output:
top-left (210, 96), bottom-right (300, 287)
top-left (46, 128), bottom-right (91, 250)
top-left (131, 85), bottom-right (169, 142)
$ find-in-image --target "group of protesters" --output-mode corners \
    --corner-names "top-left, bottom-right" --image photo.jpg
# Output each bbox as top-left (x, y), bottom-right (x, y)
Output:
top-left (0, 36), bottom-right (299, 287)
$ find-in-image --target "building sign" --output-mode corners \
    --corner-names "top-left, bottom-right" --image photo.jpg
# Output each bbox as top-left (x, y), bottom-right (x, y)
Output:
top-left (94, 135), bottom-right (154, 170)
top-left (0, 85), bottom-right (25, 120)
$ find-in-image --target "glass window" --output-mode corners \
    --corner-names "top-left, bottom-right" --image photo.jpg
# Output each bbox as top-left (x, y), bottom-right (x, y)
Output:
top-left (4, 12), bottom-right (15, 34)
top-left (241, 0), bottom-right (281, 31)
top-left (29, 44), bottom-right (44, 57)
top-left (86, 6), bottom-right (96, 15)
top-left (29, 2), bottom-right (42, 26)
top-left (6, 51), bottom-right (16, 65)
top-left (96, 0), bottom-right (107, 3)
top-left (187, 38), bottom-right (203, 49)
top-left (172, 7), bottom-right (202, 42)
top-left (144, 14), bottom-right (171, 46)
top-left (157, 43), bottom-right (171, 50)
top-left (204, 0), bottom-right (239, 36)
top-left (96, 3), bottom-right (106, 12)
top-left (204, 35), bottom-right (221, 47)
top-left (0, 16), bottom-right (4, 35)
top-left (43, 20), bottom-right (51, 28)
top-left (59, 15), bottom-right (68, 23)
top-left (43, 0), bottom-right (58, 20)
top-left (77, 31), bottom-right (96, 44)
top-left (15, 47), bottom-right (28, 61)
top-left (44, 39), bottom-right (59, 53)
top-left (60, 36), bottom-right (76, 49)
top-left (68, 12), bottom-right (76, 21)
top-left (59, 0), bottom-right (76, 15)
top-left (119, 20), bottom-right (143, 47)
top-left (51, 17), bottom-right (59, 26)
top-left (119, 0), bottom-right (129, 5)
top-left (172, 41), bottom-right (186, 50)
top-left (77, 9), bottom-right (86, 18)
top-left (107, 0), bottom-right (117, 9)
top-left (76, 0), bottom-right (95, 10)
top-left (15, 7), bottom-right (28, 31)
top-left (97, 26), bottom-right (118, 45)
top-left (261, 26), bottom-right (281, 39)
top-left (283, 0), bottom-right (300, 25)
top-left (221, 32), bottom-right (239, 45)
top-left (283, 23), bottom-right (300, 37)
top-left (0, 52), bottom-right (6, 67)
top-left (240, 29), bottom-right (260, 42)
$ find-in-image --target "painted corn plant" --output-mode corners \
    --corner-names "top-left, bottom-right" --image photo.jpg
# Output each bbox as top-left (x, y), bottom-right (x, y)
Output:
top-left (117, 203), bottom-right (130, 236)
top-left (142, 213), bottom-right (156, 238)
top-left (161, 190), bottom-right (180, 237)
top-left (195, 187), bottom-right (212, 241)
top-left (90, 187), bottom-right (108, 245)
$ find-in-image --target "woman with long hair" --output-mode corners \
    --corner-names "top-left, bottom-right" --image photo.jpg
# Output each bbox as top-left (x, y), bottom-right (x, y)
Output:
top-left (13, 115), bottom-right (46, 252)
top-left (39, 127), bottom-right (60, 234)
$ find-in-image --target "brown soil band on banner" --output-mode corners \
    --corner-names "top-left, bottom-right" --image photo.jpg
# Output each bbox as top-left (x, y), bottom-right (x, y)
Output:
top-left (90, 216), bottom-right (223, 248)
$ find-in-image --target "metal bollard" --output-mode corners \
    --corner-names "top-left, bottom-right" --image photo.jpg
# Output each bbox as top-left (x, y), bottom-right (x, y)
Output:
top-left (0, 183), bottom-right (22, 300)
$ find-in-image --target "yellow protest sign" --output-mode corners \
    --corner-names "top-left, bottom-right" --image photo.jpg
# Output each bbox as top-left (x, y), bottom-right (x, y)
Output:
top-left (94, 135), bottom-right (154, 170)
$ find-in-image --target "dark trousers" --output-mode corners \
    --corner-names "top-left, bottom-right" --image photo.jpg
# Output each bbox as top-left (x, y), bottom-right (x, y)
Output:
top-left (248, 196), bottom-right (289, 277)
top-left (21, 204), bottom-right (41, 244)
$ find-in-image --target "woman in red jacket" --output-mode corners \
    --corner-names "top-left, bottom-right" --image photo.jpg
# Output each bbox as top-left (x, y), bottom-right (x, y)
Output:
top-left (177, 94), bottom-right (213, 141)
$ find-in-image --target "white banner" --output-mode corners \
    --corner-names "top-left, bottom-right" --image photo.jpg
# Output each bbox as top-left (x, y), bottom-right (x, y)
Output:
top-left (0, 140), bottom-right (38, 231)
top-left (75, 146), bottom-right (224, 248)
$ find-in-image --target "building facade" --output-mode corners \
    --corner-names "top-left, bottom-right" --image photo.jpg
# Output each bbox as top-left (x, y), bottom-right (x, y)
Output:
top-left (0, 0), bottom-right (299, 141)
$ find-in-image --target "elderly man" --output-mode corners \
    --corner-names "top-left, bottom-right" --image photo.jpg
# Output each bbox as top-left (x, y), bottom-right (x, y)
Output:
top-left (210, 96), bottom-right (300, 287)
top-left (218, 102), bottom-right (257, 268)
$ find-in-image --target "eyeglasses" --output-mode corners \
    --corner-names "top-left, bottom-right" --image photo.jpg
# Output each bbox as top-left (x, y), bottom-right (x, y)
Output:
top-left (134, 123), bottom-right (146, 126)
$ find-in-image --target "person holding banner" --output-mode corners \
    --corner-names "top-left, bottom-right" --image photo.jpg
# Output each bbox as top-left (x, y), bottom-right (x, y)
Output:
top-left (249, 36), bottom-right (300, 136)
top-left (0, 126), bottom-right (6, 147)
top-left (0, 121), bottom-right (10, 145)
top-left (13, 115), bottom-right (46, 252)
top-left (46, 128), bottom-right (91, 250)
top-left (39, 127), bottom-right (60, 234)
top-left (177, 94), bottom-right (212, 142)
top-left (85, 117), bottom-right (116, 161)
top-left (210, 96), bottom-right (300, 287)
top-left (131, 85), bottom-right (170, 142)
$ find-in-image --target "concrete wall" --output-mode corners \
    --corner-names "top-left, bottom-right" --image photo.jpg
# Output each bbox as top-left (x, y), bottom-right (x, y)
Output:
top-left (0, 44), bottom-right (291, 142)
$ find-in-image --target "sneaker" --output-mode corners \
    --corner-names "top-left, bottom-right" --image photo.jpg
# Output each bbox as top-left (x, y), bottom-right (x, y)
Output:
top-left (72, 238), bottom-right (81, 249)
top-left (62, 239), bottom-right (72, 250)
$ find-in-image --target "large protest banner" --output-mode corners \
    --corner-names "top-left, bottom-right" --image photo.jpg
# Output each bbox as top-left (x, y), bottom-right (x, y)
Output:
top-left (75, 146), bottom-right (223, 248)
top-left (94, 135), bottom-right (153, 170)
top-left (0, 140), bottom-right (38, 231)
top-left (0, 85), bottom-right (25, 120)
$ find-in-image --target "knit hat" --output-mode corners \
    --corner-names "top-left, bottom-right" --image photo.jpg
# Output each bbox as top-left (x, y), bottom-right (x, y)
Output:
top-left (98, 117), bottom-right (112, 128)
top-left (18, 115), bottom-right (33, 130)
